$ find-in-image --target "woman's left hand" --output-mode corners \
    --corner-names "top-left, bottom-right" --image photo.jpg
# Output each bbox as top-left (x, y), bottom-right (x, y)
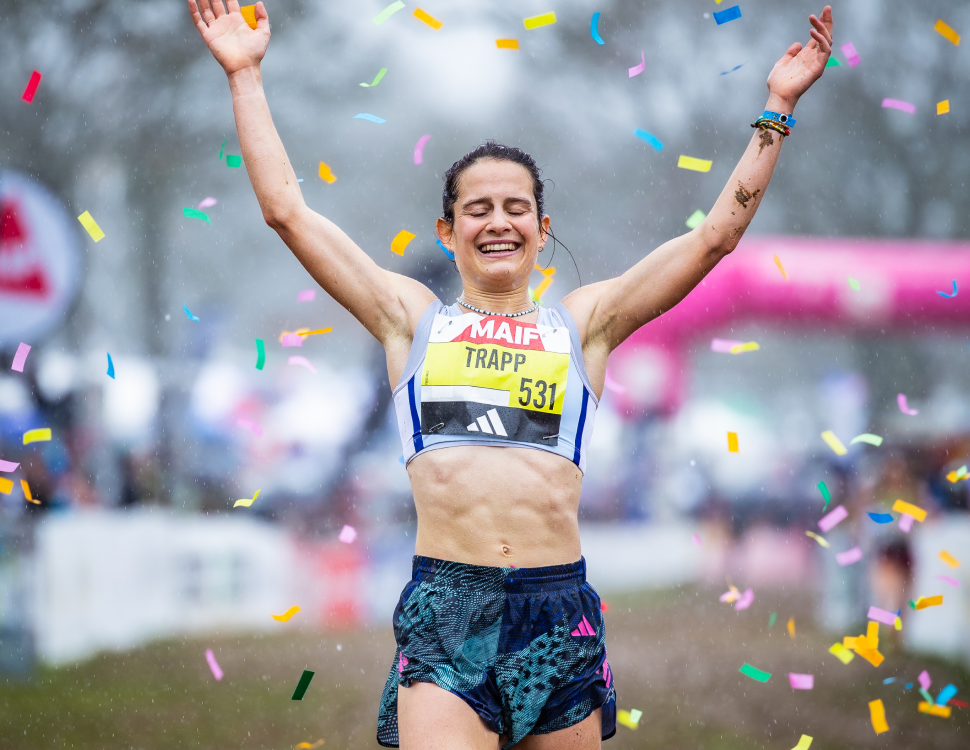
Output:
top-left (766, 6), bottom-right (834, 110)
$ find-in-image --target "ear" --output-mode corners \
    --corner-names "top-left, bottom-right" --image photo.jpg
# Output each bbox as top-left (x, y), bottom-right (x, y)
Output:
top-left (435, 218), bottom-right (454, 247)
top-left (539, 215), bottom-right (551, 247)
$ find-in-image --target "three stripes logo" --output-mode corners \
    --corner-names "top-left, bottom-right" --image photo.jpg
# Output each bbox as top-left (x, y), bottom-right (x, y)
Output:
top-left (570, 615), bottom-right (596, 637)
top-left (466, 408), bottom-right (508, 436)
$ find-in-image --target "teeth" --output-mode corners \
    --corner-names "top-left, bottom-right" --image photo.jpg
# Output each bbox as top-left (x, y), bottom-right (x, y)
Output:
top-left (482, 243), bottom-right (516, 252)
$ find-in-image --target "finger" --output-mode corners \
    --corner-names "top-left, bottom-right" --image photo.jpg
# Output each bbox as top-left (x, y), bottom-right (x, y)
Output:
top-left (188, 0), bottom-right (211, 36)
top-left (197, 0), bottom-right (216, 23)
top-left (820, 5), bottom-right (834, 36)
top-left (210, 0), bottom-right (227, 19)
top-left (783, 42), bottom-right (802, 60)
top-left (255, 1), bottom-right (270, 28)
top-left (809, 14), bottom-right (832, 46)
top-left (226, 0), bottom-right (240, 13)
top-left (810, 29), bottom-right (831, 55)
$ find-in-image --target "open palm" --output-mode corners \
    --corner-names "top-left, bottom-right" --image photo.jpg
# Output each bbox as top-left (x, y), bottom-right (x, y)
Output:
top-left (188, 0), bottom-right (271, 75)
top-left (767, 6), bottom-right (834, 108)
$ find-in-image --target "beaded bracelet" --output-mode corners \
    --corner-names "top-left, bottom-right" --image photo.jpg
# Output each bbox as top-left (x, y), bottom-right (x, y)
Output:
top-left (761, 110), bottom-right (796, 129)
top-left (751, 118), bottom-right (790, 137)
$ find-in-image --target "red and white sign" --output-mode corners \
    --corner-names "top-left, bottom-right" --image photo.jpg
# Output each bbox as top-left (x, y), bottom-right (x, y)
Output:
top-left (0, 170), bottom-right (82, 344)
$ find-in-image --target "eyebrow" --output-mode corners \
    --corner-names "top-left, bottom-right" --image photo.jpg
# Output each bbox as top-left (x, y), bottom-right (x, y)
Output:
top-left (461, 196), bottom-right (533, 209)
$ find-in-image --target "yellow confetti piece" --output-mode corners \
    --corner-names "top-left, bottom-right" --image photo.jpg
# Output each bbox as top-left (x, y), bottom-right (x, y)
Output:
top-left (820, 430), bottom-right (847, 455)
top-left (294, 741), bottom-right (325, 750)
top-left (533, 264), bottom-right (556, 300)
top-left (805, 531), bottom-right (830, 548)
top-left (915, 595), bottom-right (943, 609)
top-left (935, 19), bottom-right (960, 46)
top-left (677, 155), bottom-right (713, 172)
top-left (854, 646), bottom-right (884, 667)
top-left (727, 431), bottom-right (739, 453)
top-left (234, 489), bottom-right (260, 508)
top-left (939, 550), bottom-right (960, 568)
top-left (616, 708), bottom-right (642, 729)
top-left (23, 428), bottom-right (52, 445)
top-left (271, 605), bottom-right (301, 622)
top-left (919, 701), bottom-right (952, 718)
top-left (937, 100), bottom-right (950, 115)
top-left (298, 328), bottom-right (333, 337)
top-left (412, 8), bottom-right (442, 30)
top-left (869, 699), bottom-right (889, 734)
top-left (787, 617), bottom-right (796, 639)
top-left (894, 616), bottom-right (902, 631)
top-left (828, 643), bottom-right (855, 664)
top-left (318, 162), bottom-right (337, 183)
top-left (391, 230), bottom-right (416, 256)
top-left (791, 735), bottom-right (813, 750)
top-left (729, 341), bottom-right (759, 354)
top-left (240, 4), bottom-right (257, 29)
top-left (523, 12), bottom-right (557, 30)
top-left (22, 479), bottom-right (39, 505)
top-left (0, 477), bottom-right (13, 495)
top-left (891, 499), bottom-right (926, 522)
top-left (77, 211), bottom-right (105, 242)
top-left (866, 621), bottom-right (879, 650)
top-left (496, 39), bottom-right (519, 49)
top-left (774, 254), bottom-right (789, 280)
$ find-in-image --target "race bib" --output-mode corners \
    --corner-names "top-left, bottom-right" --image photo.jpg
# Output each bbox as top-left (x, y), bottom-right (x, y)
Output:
top-left (420, 313), bottom-right (570, 445)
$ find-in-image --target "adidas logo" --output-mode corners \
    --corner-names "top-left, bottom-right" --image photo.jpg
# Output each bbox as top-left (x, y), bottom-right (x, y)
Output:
top-left (571, 616), bottom-right (596, 637)
top-left (466, 408), bottom-right (508, 437)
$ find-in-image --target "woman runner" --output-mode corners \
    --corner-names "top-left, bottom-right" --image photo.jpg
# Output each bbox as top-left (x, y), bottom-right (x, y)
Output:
top-left (187, 3), bottom-right (834, 747)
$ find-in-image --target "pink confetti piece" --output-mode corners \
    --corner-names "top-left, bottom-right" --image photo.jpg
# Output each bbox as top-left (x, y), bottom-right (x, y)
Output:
top-left (898, 513), bottom-right (914, 533)
top-left (734, 588), bottom-right (755, 611)
top-left (205, 648), bottom-right (223, 681)
top-left (841, 41), bottom-right (860, 66)
top-left (836, 546), bottom-right (863, 566)
top-left (882, 98), bottom-right (916, 114)
top-left (692, 533), bottom-right (702, 547)
top-left (0, 459), bottom-right (20, 473)
top-left (11, 343), bottom-right (30, 373)
top-left (788, 673), bottom-right (814, 690)
top-left (897, 393), bottom-right (919, 415)
top-left (237, 418), bottom-right (263, 437)
top-left (281, 334), bottom-right (303, 347)
top-left (711, 338), bottom-right (745, 353)
top-left (297, 289), bottom-right (316, 302)
top-left (197, 197), bottom-right (218, 209)
top-left (818, 504), bottom-right (848, 533)
top-left (919, 670), bottom-right (931, 690)
top-left (935, 575), bottom-right (959, 587)
top-left (604, 369), bottom-right (626, 394)
top-left (338, 524), bottom-right (357, 544)
top-left (288, 356), bottom-right (317, 373)
top-left (413, 134), bottom-right (432, 165)
top-left (868, 606), bottom-right (898, 626)
top-left (628, 50), bottom-right (645, 78)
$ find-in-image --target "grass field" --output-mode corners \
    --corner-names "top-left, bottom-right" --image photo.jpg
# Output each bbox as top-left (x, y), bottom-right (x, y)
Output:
top-left (1, 587), bottom-right (966, 749)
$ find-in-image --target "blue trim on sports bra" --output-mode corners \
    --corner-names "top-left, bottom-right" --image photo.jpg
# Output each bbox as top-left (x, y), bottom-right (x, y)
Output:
top-left (407, 375), bottom-right (423, 452)
top-left (574, 388), bottom-right (589, 466)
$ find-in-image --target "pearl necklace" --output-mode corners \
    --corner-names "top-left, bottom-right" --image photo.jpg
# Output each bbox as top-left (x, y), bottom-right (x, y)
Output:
top-left (456, 297), bottom-right (539, 318)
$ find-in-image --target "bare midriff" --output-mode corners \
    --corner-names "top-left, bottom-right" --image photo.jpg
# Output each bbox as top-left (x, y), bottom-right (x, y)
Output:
top-left (407, 444), bottom-right (583, 569)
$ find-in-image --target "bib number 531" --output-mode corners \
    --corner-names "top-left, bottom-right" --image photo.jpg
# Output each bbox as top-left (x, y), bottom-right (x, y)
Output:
top-left (518, 378), bottom-right (557, 410)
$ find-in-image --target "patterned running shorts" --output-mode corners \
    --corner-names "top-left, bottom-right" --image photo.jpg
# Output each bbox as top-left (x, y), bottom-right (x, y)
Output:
top-left (376, 556), bottom-right (616, 748)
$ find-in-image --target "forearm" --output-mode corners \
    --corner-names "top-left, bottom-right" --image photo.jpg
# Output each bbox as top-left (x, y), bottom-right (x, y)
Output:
top-left (227, 65), bottom-right (304, 226)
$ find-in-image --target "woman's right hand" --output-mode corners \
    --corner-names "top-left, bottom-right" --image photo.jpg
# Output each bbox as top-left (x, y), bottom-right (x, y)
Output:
top-left (188, 0), bottom-right (270, 76)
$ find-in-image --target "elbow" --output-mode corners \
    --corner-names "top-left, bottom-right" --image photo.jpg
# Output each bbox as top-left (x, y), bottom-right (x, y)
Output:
top-left (262, 204), bottom-right (298, 233)
top-left (697, 222), bottom-right (740, 259)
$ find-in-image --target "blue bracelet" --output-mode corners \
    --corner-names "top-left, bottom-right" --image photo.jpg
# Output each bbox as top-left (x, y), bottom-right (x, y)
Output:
top-left (761, 110), bottom-right (796, 129)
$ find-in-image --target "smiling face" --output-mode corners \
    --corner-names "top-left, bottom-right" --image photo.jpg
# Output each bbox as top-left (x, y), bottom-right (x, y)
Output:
top-left (436, 158), bottom-right (550, 295)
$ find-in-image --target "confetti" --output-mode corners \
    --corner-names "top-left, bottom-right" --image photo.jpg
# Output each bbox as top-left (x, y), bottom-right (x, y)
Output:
top-left (22, 480), bottom-right (39, 504)
top-left (633, 129), bottom-right (663, 151)
top-left (0, 478), bottom-right (12, 495)
top-left (946, 465), bottom-right (967, 482)
top-left (289, 356), bottom-right (317, 374)
top-left (919, 670), bottom-right (932, 690)
top-left (77, 211), bottom-right (105, 242)
top-left (817, 481), bottom-right (831, 506)
top-left (106, 352), bottom-right (115, 379)
top-left (836, 547), bottom-right (863, 566)
top-left (205, 648), bottom-right (224, 680)
top-left (294, 741), bottom-right (325, 749)
top-left (237, 418), bottom-right (263, 437)
top-left (710, 338), bottom-right (744, 353)
top-left (234, 490), bottom-right (260, 508)
top-left (0, 460), bottom-right (20, 472)
top-left (628, 50), bottom-right (645, 77)
top-left (935, 575), bottom-right (959, 587)
top-left (820, 431), bottom-right (847, 456)
top-left (867, 512), bottom-right (893, 523)
top-left (729, 342), bottom-right (759, 354)
top-left (183, 304), bottom-right (200, 321)
top-left (869, 699), bottom-right (889, 734)
top-left (791, 735), bottom-right (813, 750)
top-left (774, 254), bottom-right (789, 280)
top-left (226, 154), bottom-right (242, 167)
top-left (818, 505), bottom-right (848, 533)
top-left (898, 513), bottom-right (914, 533)
top-left (805, 531), bottom-right (830, 547)
top-left (255, 339), bottom-right (265, 370)
top-left (219, 139), bottom-right (226, 160)
top-left (913, 595), bottom-right (943, 610)
top-left (298, 289), bottom-right (316, 302)
top-left (713, 5), bottom-right (741, 25)
top-left (788, 673), bottom-right (814, 690)
top-left (409, 135), bottom-right (433, 167)
top-left (686, 209), bottom-right (706, 229)
top-left (292, 669), bottom-right (315, 700)
top-left (299, 328), bottom-right (332, 338)
top-left (360, 68), bottom-right (387, 87)
top-left (239, 5), bottom-right (258, 29)
top-left (523, 12), bottom-right (557, 30)
top-left (318, 162), bottom-right (337, 183)
top-left (183, 207), bottom-right (211, 224)
top-left (882, 98), bottom-right (916, 114)
top-left (936, 684), bottom-right (958, 705)
top-left (616, 708), bottom-right (642, 729)
top-left (373, 1), bottom-right (405, 25)
top-left (271, 605), bottom-right (301, 622)
top-left (897, 393), bottom-right (919, 415)
top-left (829, 643), bottom-right (855, 664)
top-left (391, 230), bottom-right (416, 256)
top-left (198, 197), bottom-right (217, 209)
top-left (768, 612), bottom-right (777, 628)
top-left (22, 70), bottom-right (42, 103)
top-left (590, 12), bottom-right (604, 44)
top-left (720, 63), bottom-right (745, 76)
top-left (533, 265), bottom-right (555, 301)
top-left (727, 431), bottom-right (739, 453)
top-left (939, 550), bottom-right (960, 568)
top-left (825, 57), bottom-right (841, 68)
top-left (841, 42), bottom-right (861, 66)
top-left (412, 8), bottom-right (442, 29)
top-left (919, 701), bottom-right (952, 718)
top-left (938, 100), bottom-right (950, 115)
top-left (739, 663), bottom-right (771, 682)
top-left (891, 499), bottom-right (926, 522)
top-left (788, 617), bottom-right (796, 639)
top-left (354, 113), bottom-right (386, 124)
top-left (867, 606), bottom-right (898, 626)
top-left (338, 524), bottom-right (358, 544)
top-left (23, 428), bottom-right (51, 445)
top-left (692, 533), bottom-right (702, 547)
top-left (848, 277), bottom-right (861, 291)
top-left (934, 19), bottom-right (961, 46)
top-left (11, 343), bottom-right (31, 372)
top-left (734, 588), bottom-right (754, 610)
top-left (937, 280), bottom-right (957, 298)
top-left (496, 39), bottom-right (519, 49)
top-left (850, 433), bottom-right (883, 447)
top-left (678, 155), bottom-right (713, 172)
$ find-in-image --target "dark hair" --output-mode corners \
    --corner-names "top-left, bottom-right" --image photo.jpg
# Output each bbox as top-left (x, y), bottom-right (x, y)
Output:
top-left (441, 141), bottom-right (545, 225)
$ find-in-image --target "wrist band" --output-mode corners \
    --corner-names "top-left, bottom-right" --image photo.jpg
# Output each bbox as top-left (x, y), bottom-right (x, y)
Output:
top-left (751, 118), bottom-right (790, 137)
top-left (761, 110), bottom-right (796, 129)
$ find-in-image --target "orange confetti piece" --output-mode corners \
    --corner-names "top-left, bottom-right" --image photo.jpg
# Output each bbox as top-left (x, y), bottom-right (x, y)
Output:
top-left (413, 8), bottom-right (443, 29)
top-left (240, 5), bottom-right (258, 29)
top-left (496, 39), bottom-right (519, 49)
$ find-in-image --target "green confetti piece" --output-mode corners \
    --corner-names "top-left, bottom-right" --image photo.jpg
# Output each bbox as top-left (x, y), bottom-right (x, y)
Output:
top-left (360, 68), bottom-right (388, 87)
top-left (739, 663), bottom-right (771, 682)
top-left (919, 687), bottom-right (934, 705)
top-left (255, 339), bottom-right (265, 370)
top-left (826, 57), bottom-right (841, 68)
top-left (291, 669), bottom-right (314, 700)
top-left (219, 138), bottom-right (227, 160)
top-left (768, 612), bottom-right (777, 628)
top-left (685, 209), bottom-right (706, 229)
top-left (847, 277), bottom-right (860, 291)
top-left (850, 433), bottom-right (883, 447)
top-left (183, 207), bottom-right (211, 224)
top-left (372, 1), bottom-right (405, 25)
top-left (817, 481), bottom-right (831, 507)
top-left (226, 155), bottom-right (242, 168)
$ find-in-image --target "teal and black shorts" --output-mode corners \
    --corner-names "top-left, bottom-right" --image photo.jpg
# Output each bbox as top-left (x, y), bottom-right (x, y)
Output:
top-left (376, 556), bottom-right (616, 748)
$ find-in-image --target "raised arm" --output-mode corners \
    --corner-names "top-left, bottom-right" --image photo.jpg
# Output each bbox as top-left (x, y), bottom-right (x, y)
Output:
top-left (187, 0), bottom-right (435, 345)
top-left (567, 7), bottom-right (833, 357)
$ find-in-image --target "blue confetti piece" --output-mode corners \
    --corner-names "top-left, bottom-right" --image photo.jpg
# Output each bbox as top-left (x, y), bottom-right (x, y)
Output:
top-left (398, 455), bottom-right (405, 465)
top-left (867, 512), bottom-right (893, 523)
top-left (183, 303), bottom-right (200, 321)
top-left (937, 684), bottom-right (958, 706)
top-left (937, 280), bottom-right (957, 298)
top-left (719, 63), bottom-right (745, 76)
top-left (713, 5), bottom-right (742, 25)
top-left (590, 12), bottom-right (605, 45)
top-left (436, 239), bottom-right (455, 260)
top-left (882, 677), bottom-right (897, 684)
top-left (354, 113), bottom-right (387, 124)
top-left (106, 353), bottom-right (115, 379)
top-left (633, 128), bottom-right (663, 151)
